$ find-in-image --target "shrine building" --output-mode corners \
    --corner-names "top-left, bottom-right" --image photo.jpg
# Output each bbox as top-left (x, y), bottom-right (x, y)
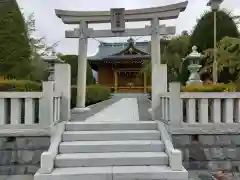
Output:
top-left (88, 38), bottom-right (151, 93)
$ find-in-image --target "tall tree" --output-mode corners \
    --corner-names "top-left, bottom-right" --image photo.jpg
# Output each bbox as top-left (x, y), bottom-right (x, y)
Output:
top-left (203, 37), bottom-right (240, 82)
top-left (191, 10), bottom-right (239, 52)
top-left (142, 36), bottom-right (191, 83)
top-left (0, 0), bottom-right (32, 79)
top-left (25, 13), bottom-right (60, 81)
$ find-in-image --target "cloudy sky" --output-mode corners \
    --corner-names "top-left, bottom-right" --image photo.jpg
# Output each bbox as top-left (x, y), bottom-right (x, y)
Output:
top-left (16, 0), bottom-right (240, 56)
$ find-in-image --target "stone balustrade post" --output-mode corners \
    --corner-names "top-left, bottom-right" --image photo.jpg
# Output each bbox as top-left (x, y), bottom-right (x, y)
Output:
top-left (169, 82), bottom-right (182, 126)
top-left (54, 63), bottom-right (71, 122)
top-left (39, 81), bottom-right (54, 126)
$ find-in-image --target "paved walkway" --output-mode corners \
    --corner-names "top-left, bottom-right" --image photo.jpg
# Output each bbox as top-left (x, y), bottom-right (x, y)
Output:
top-left (86, 98), bottom-right (139, 122)
top-left (71, 93), bottom-right (151, 122)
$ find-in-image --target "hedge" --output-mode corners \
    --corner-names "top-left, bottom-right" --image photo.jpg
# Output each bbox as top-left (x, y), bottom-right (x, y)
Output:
top-left (148, 83), bottom-right (239, 99)
top-left (71, 84), bottom-right (111, 108)
top-left (0, 80), bottom-right (110, 107)
top-left (182, 83), bottom-right (237, 92)
top-left (0, 80), bottom-right (41, 91)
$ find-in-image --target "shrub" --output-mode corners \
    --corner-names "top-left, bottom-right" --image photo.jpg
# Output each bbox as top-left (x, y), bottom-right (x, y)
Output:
top-left (71, 85), bottom-right (111, 108)
top-left (182, 83), bottom-right (236, 92)
top-left (0, 80), bottom-right (41, 91)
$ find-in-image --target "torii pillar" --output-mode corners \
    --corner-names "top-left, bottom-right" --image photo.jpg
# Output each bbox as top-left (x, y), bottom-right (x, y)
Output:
top-left (75, 21), bottom-right (89, 112)
top-left (151, 17), bottom-right (168, 119)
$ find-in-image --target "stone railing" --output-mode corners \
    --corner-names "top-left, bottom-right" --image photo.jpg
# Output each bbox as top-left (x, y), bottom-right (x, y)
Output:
top-left (181, 92), bottom-right (240, 124)
top-left (0, 82), bottom-right (62, 136)
top-left (0, 64), bottom-right (71, 136)
top-left (158, 82), bottom-right (240, 133)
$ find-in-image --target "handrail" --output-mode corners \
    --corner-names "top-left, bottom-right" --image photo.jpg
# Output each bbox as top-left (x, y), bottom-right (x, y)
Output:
top-left (156, 120), bottom-right (183, 171)
top-left (38, 121), bottom-right (66, 174)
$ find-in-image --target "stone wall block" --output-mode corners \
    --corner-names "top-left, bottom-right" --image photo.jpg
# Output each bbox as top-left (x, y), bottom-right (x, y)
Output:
top-left (182, 149), bottom-right (189, 161)
top-left (199, 136), bottom-right (215, 145)
top-left (208, 161), bottom-right (220, 171)
top-left (24, 137), bottom-right (50, 150)
top-left (26, 165), bottom-right (39, 174)
top-left (230, 135), bottom-right (240, 145)
top-left (210, 148), bottom-right (226, 160)
top-left (227, 148), bottom-right (237, 159)
top-left (17, 150), bottom-right (34, 164)
top-left (0, 137), bottom-right (50, 175)
top-left (215, 135), bottom-right (231, 146)
top-left (0, 138), bottom-right (6, 148)
top-left (203, 148), bottom-right (212, 160)
top-left (172, 135), bottom-right (190, 147)
top-left (235, 148), bottom-right (240, 160)
top-left (231, 161), bottom-right (240, 171)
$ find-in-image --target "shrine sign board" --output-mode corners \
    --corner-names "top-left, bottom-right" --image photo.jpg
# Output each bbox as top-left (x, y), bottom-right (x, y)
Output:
top-left (111, 8), bottom-right (125, 32)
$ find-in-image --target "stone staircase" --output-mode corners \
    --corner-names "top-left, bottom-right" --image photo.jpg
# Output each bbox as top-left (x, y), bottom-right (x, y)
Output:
top-left (35, 121), bottom-right (187, 180)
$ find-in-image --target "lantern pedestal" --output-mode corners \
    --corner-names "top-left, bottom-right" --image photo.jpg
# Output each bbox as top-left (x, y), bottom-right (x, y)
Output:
top-left (187, 64), bottom-right (203, 85)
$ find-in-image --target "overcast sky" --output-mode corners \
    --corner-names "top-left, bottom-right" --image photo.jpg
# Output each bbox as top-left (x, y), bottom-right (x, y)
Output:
top-left (16, 0), bottom-right (240, 56)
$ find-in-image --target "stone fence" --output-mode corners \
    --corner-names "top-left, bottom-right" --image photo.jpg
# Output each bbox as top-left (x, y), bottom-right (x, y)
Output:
top-left (0, 64), bottom-right (71, 137)
top-left (158, 82), bottom-right (240, 171)
top-left (158, 82), bottom-right (240, 133)
top-left (0, 63), bottom-right (70, 178)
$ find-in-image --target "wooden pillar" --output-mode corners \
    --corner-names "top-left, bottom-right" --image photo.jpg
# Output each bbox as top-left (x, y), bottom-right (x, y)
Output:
top-left (144, 72), bottom-right (147, 93)
top-left (114, 70), bottom-right (118, 93)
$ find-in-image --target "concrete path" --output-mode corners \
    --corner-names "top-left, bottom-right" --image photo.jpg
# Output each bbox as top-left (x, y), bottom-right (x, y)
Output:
top-left (71, 96), bottom-right (122, 121)
top-left (71, 93), bottom-right (151, 122)
top-left (86, 98), bottom-right (139, 122)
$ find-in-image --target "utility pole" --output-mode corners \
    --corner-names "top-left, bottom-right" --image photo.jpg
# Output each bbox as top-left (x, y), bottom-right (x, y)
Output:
top-left (207, 0), bottom-right (223, 83)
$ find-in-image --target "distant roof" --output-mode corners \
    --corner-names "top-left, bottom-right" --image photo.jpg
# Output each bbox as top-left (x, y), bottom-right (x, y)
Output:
top-left (88, 38), bottom-right (150, 61)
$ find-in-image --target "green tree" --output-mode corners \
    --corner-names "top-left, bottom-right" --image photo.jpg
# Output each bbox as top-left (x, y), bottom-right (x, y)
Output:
top-left (203, 37), bottom-right (240, 82)
top-left (163, 36), bottom-right (191, 82)
top-left (25, 13), bottom-right (61, 81)
top-left (59, 55), bottom-right (94, 85)
top-left (142, 36), bottom-right (191, 83)
top-left (25, 13), bottom-right (47, 81)
top-left (0, 0), bottom-right (32, 79)
top-left (191, 10), bottom-right (239, 52)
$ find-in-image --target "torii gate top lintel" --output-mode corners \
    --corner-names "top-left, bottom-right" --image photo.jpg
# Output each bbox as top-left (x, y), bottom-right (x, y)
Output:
top-left (55, 1), bottom-right (188, 24)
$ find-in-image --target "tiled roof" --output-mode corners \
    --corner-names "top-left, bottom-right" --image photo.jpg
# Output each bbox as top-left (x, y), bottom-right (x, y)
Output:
top-left (88, 38), bottom-right (149, 61)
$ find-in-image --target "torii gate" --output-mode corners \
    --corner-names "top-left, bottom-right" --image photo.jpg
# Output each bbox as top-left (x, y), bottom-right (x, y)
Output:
top-left (55, 1), bottom-right (188, 116)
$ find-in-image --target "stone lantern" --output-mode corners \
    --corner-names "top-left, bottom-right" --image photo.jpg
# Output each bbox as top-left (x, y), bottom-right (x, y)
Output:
top-left (184, 46), bottom-right (204, 85)
top-left (42, 50), bottom-right (64, 81)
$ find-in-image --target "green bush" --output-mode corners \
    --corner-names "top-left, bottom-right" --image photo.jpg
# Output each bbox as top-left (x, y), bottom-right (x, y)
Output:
top-left (182, 83), bottom-right (236, 92)
top-left (0, 80), bottom-right (41, 91)
top-left (71, 85), bottom-right (111, 108)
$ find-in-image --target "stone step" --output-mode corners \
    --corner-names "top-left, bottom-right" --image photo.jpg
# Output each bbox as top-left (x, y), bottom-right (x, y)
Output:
top-left (59, 140), bottom-right (165, 153)
top-left (62, 130), bottom-right (160, 141)
top-left (35, 166), bottom-right (188, 180)
top-left (55, 152), bottom-right (168, 168)
top-left (65, 121), bottom-right (157, 131)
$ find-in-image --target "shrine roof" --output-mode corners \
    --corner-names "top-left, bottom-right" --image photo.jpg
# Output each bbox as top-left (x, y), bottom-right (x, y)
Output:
top-left (88, 38), bottom-right (150, 61)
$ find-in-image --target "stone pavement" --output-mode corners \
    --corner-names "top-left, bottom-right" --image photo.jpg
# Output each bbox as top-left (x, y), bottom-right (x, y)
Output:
top-left (71, 93), bottom-right (152, 121)
top-left (86, 98), bottom-right (139, 122)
